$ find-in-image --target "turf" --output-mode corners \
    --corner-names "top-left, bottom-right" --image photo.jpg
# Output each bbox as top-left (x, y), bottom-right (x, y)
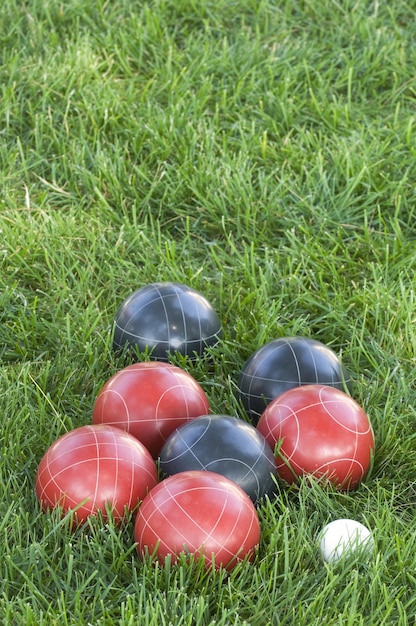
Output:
top-left (1, 0), bottom-right (416, 624)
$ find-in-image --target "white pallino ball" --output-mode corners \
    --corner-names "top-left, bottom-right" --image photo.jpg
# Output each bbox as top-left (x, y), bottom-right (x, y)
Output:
top-left (318, 519), bottom-right (374, 563)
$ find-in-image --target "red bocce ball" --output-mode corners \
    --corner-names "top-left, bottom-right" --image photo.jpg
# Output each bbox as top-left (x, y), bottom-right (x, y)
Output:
top-left (257, 385), bottom-right (374, 490)
top-left (35, 424), bottom-right (158, 524)
top-left (134, 470), bottom-right (261, 570)
top-left (92, 362), bottom-right (210, 458)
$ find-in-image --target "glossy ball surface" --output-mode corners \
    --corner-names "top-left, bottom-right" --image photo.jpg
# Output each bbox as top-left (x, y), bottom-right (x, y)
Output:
top-left (160, 414), bottom-right (276, 504)
top-left (113, 282), bottom-right (222, 361)
top-left (134, 470), bottom-right (261, 570)
top-left (318, 519), bottom-right (374, 563)
top-left (35, 424), bottom-right (158, 524)
top-left (92, 362), bottom-right (210, 458)
top-left (257, 385), bottom-right (374, 490)
top-left (238, 337), bottom-right (352, 424)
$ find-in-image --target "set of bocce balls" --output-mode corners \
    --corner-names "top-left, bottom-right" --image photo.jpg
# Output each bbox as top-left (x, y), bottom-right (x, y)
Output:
top-left (35, 282), bottom-right (375, 568)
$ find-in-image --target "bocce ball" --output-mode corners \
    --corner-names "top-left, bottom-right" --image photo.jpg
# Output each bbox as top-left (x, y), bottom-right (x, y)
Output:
top-left (92, 362), bottom-right (210, 458)
top-left (159, 414), bottom-right (276, 505)
top-left (318, 519), bottom-right (374, 563)
top-left (134, 470), bottom-right (261, 570)
top-left (257, 384), bottom-right (374, 490)
top-left (113, 282), bottom-right (222, 361)
top-left (35, 424), bottom-right (158, 524)
top-left (238, 337), bottom-right (352, 424)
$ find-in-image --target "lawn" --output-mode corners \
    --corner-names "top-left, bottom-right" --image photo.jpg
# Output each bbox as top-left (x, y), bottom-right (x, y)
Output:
top-left (1, 0), bottom-right (416, 624)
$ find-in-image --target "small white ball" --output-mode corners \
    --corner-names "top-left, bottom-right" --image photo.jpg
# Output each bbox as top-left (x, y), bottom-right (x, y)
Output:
top-left (318, 519), bottom-right (374, 563)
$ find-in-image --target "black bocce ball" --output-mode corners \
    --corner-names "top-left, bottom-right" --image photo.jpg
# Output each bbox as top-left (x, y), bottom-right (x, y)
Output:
top-left (238, 336), bottom-right (352, 425)
top-left (113, 282), bottom-right (222, 361)
top-left (159, 414), bottom-right (276, 505)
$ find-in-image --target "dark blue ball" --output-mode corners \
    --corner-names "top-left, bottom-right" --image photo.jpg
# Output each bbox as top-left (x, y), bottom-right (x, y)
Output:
top-left (113, 282), bottom-right (222, 361)
top-left (238, 337), bottom-right (352, 424)
top-left (160, 414), bottom-right (276, 505)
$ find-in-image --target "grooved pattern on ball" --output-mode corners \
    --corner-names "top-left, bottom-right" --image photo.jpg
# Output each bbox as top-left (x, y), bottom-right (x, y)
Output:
top-left (160, 414), bottom-right (276, 504)
top-left (238, 337), bottom-right (352, 424)
top-left (92, 362), bottom-right (210, 458)
top-left (35, 425), bottom-right (158, 523)
top-left (113, 282), bottom-right (222, 361)
top-left (257, 385), bottom-right (374, 490)
top-left (134, 471), bottom-right (260, 570)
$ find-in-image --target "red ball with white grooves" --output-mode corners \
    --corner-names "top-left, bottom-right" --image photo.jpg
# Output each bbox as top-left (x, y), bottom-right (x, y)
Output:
top-left (35, 424), bottom-right (158, 523)
top-left (134, 470), bottom-right (261, 570)
top-left (257, 385), bottom-right (374, 490)
top-left (92, 362), bottom-right (210, 458)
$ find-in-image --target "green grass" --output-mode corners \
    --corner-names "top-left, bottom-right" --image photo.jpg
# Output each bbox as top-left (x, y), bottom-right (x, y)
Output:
top-left (1, 0), bottom-right (416, 623)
